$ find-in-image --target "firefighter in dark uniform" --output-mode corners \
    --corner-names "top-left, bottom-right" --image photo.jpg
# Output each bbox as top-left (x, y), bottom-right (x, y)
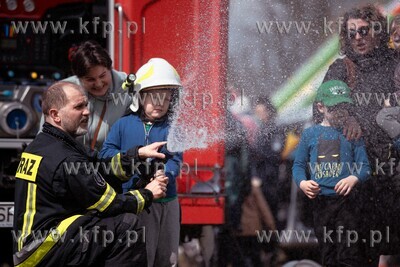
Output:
top-left (13, 81), bottom-right (169, 267)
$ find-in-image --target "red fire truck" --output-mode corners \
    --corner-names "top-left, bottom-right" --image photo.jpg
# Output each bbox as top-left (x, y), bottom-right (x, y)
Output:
top-left (0, 0), bottom-right (228, 264)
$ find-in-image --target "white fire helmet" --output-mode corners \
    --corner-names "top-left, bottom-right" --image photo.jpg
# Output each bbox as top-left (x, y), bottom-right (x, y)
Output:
top-left (130, 58), bottom-right (182, 112)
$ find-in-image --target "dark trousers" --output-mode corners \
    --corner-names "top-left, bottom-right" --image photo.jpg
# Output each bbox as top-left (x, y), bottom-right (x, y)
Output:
top-left (312, 194), bottom-right (362, 267)
top-left (356, 175), bottom-right (400, 266)
top-left (38, 213), bottom-right (147, 267)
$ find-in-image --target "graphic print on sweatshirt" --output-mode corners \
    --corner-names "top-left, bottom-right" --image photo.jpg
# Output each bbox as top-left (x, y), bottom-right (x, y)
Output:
top-left (314, 137), bottom-right (342, 179)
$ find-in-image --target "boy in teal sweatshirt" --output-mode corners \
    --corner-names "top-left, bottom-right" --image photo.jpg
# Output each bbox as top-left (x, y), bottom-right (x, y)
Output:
top-left (292, 80), bottom-right (370, 266)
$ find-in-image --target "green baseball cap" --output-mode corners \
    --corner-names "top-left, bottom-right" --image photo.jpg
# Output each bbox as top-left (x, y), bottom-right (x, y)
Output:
top-left (315, 80), bottom-right (353, 107)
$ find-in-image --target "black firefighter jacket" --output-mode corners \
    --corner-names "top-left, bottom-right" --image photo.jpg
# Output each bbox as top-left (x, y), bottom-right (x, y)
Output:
top-left (13, 122), bottom-right (153, 266)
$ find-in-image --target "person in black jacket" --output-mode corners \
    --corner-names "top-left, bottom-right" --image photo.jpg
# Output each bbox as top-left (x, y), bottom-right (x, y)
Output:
top-left (251, 98), bottom-right (283, 225)
top-left (13, 81), bottom-right (169, 267)
top-left (217, 110), bottom-right (251, 267)
top-left (320, 5), bottom-right (400, 265)
top-left (323, 5), bottom-right (398, 149)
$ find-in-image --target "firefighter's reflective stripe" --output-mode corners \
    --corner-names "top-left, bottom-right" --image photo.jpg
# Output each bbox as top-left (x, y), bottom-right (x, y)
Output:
top-left (15, 153), bottom-right (43, 182)
top-left (18, 182), bottom-right (37, 251)
top-left (111, 153), bottom-right (130, 181)
top-left (87, 183), bottom-right (116, 212)
top-left (14, 215), bottom-right (82, 267)
top-left (128, 190), bottom-right (145, 213)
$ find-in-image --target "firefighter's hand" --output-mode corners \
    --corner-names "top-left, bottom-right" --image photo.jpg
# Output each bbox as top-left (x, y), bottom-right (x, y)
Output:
top-left (145, 174), bottom-right (168, 199)
top-left (154, 170), bottom-right (169, 185)
top-left (343, 116), bottom-right (362, 141)
top-left (335, 175), bottom-right (359, 196)
top-left (138, 142), bottom-right (167, 159)
top-left (299, 180), bottom-right (320, 199)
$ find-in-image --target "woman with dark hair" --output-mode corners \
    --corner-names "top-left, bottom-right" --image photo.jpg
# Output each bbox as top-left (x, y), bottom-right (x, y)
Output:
top-left (69, 40), bottom-right (115, 97)
top-left (40, 40), bottom-right (130, 150)
top-left (322, 4), bottom-right (397, 144)
top-left (65, 40), bottom-right (130, 150)
top-left (338, 5), bottom-right (389, 58)
top-left (321, 5), bottom-right (400, 265)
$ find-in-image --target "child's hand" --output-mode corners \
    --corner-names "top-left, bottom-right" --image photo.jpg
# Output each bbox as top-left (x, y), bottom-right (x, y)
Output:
top-left (334, 175), bottom-right (359, 196)
top-left (299, 180), bottom-right (320, 199)
top-left (137, 141), bottom-right (167, 159)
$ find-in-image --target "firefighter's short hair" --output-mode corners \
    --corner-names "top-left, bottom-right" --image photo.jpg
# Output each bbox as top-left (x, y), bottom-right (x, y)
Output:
top-left (42, 81), bottom-right (84, 115)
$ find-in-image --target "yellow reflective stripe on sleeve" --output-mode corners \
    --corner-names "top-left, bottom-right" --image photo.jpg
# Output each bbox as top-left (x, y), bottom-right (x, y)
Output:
top-left (15, 152), bottom-right (42, 182)
top-left (15, 214), bottom-right (82, 267)
top-left (87, 183), bottom-right (116, 212)
top-left (18, 182), bottom-right (37, 251)
top-left (129, 190), bottom-right (145, 213)
top-left (111, 153), bottom-right (130, 181)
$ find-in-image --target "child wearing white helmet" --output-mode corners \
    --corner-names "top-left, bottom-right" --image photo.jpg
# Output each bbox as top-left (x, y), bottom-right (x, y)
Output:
top-left (100, 58), bottom-right (182, 267)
